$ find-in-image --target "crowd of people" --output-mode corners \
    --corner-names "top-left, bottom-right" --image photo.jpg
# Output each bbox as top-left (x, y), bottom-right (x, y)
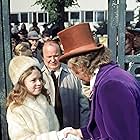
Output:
top-left (6, 21), bottom-right (140, 140)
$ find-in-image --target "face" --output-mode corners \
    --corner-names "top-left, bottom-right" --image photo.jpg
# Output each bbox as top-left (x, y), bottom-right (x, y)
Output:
top-left (68, 63), bottom-right (91, 83)
top-left (43, 42), bottom-right (61, 71)
top-left (24, 69), bottom-right (43, 96)
top-left (21, 24), bottom-right (26, 29)
top-left (125, 32), bottom-right (134, 55)
top-left (134, 34), bottom-right (140, 49)
top-left (28, 39), bottom-right (39, 51)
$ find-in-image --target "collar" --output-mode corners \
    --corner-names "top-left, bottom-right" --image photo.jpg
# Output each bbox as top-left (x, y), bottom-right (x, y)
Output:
top-left (95, 62), bottom-right (118, 87)
top-left (90, 68), bottom-right (99, 91)
top-left (42, 63), bottom-right (69, 78)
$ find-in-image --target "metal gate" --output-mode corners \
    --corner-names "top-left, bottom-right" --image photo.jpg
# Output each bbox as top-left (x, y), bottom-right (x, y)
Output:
top-left (108, 0), bottom-right (140, 81)
top-left (0, 0), bottom-right (139, 139)
top-left (0, 0), bottom-right (11, 139)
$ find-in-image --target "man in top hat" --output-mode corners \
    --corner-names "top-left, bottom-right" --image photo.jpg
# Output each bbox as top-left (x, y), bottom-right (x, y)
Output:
top-left (57, 23), bottom-right (140, 140)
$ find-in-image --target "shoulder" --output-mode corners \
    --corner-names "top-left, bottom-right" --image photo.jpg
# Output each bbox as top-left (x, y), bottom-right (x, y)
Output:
top-left (60, 64), bottom-right (81, 86)
top-left (7, 103), bottom-right (24, 119)
top-left (61, 63), bottom-right (76, 75)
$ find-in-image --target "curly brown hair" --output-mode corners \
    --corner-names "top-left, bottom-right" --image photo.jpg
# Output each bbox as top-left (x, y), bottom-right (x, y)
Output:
top-left (67, 47), bottom-right (112, 75)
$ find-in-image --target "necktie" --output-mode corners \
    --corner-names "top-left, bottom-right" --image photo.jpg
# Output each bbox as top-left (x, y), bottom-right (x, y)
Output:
top-left (51, 71), bottom-right (63, 129)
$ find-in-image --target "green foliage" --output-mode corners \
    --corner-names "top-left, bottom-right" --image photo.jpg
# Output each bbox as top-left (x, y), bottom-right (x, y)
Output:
top-left (34, 0), bottom-right (78, 9)
top-left (34, 0), bottom-right (79, 23)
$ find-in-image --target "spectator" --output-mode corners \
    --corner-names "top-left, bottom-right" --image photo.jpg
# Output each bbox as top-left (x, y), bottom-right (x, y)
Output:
top-left (42, 23), bottom-right (50, 36)
top-left (11, 21), bottom-right (20, 34)
top-left (29, 21), bottom-right (40, 34)
top-left (127, 28), bottom-right (140, 55)
top-left (13, 42), bottom-right (32, 57)
top-left (41, 40), bottom-right (90, 130)
top-left (135, 20), bottom-right (140, 28)
top-left (11, 33), bottom-right (21, 54)
top-left (125, 28), bottom-right (140, 72)
top-left (18, 23), bottom-right (28, 41)
top-left (42, 32), bottom-right (50, 42)
top-left (125, 29), bottom-right (135, 55)
top-left (27, 30), bottom-right (43, 63)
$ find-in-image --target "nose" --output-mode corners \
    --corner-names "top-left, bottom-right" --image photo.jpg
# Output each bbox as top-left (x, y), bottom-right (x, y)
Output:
top-left (50, 56), bottom-right (56, 62)
top-left (36, 79), bottom-right (42, 85)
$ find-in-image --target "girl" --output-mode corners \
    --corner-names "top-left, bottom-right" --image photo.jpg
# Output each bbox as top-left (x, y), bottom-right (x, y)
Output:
top-left (7, 56), bottom-right (81, 140)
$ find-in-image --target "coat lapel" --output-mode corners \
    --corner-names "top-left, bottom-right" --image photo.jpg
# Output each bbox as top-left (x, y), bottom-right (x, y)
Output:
top-left (87, 62), bottom-right (119, 138)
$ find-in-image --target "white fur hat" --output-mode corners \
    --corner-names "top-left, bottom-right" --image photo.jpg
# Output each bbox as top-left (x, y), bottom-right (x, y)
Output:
top-left (9, 56), bottom-right (41, 85)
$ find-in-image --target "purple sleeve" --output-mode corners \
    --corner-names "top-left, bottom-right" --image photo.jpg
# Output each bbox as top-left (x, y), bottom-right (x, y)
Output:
top-left (80, 127), bottom-right (91, 139)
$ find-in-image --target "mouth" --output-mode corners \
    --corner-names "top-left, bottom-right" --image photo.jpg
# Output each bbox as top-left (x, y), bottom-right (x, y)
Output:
top-left (35, 86), bottom-right (42, 90)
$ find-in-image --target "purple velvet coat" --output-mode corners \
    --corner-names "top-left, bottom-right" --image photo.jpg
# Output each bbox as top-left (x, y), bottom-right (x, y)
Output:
top-left (81, 62), bottom-right (140, 140)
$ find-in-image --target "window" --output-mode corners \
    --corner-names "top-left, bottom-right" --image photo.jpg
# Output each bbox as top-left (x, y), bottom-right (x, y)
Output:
top-left (38, 13), bottom-right (44, 22)
top-left (33, 12), bottom-right (37, 22)
top-left (21, 13), bottom-right (28, 23)
top-left (10, 14), bottom-right (18, 23)
top-left (126, 11), bottom-right (134, 22)
top-left (85, 11), bottom-right (93, 22)
top-left (45, 13), bottom-right (48, 22)
top-left (64, 12), bottom-right (68, 22)
top-left (96, 11), bottom-right (104, 22)
top-left (70, 12), bottom-right (79, 22)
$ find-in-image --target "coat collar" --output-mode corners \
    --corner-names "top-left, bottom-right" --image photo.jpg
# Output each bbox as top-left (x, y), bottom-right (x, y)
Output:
top-left (94, 62), bottom-right (119, 88)
top-left (41, 63), bottom-right (69, 75)
top-left (23, 94), bottom-right (49, 115)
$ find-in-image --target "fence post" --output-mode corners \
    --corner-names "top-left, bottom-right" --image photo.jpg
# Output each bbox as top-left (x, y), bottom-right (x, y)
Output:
top-left (117, 0), bottom-right (126, 69)
top-left (0, 0), bottom-right (11, 139)
top-left (108, 0), bottom-right (118, 62)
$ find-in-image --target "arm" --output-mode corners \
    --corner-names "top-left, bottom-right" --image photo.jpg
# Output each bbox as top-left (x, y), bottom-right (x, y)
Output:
top-left (6, 109), bottom-right (59, 140)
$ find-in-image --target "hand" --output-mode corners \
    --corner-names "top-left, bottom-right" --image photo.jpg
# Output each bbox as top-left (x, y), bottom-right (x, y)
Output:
top-left (57, 127), bottom-right (73, 140)
top-left (65, 134), bottom-right (82, 140)
top-left (63, 128), bottom-right (83, 139)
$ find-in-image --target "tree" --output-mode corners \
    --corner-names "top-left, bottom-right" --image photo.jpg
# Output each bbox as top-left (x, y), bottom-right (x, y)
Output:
top-left (34, 0), bottom-right (79, 30)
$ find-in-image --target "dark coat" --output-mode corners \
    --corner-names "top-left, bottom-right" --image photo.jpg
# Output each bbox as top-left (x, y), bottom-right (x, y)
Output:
top-left (81, 62), bottom-right (140, 140)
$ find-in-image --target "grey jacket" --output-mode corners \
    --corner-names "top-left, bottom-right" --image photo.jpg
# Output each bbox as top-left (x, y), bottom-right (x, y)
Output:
top-left (42, 63), bottom-right (90, 129)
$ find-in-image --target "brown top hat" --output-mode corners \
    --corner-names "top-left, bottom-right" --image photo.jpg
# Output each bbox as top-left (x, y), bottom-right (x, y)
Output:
top-left (57, 23), bottom-right (104, 61)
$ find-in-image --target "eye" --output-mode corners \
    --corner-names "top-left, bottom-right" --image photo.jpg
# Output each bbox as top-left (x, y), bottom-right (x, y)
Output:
top-left (39, 77), bottom-right (43, 82)
top-left (31, 79), bottom-right (36, 82)
top-left (54, 55), bottom-right (59, 57)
